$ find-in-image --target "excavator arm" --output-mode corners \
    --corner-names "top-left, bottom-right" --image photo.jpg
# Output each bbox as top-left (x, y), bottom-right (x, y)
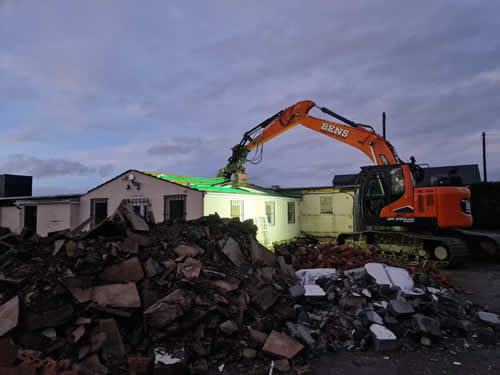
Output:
top-left (218, 100), bottom-right (401, 179)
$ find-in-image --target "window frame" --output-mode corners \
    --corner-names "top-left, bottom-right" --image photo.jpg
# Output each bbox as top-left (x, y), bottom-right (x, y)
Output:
top-left (265, 201), bottom-right (276, 226)
top-left (164, 195), bottom-right (186, 221)
top-left (230, 200), bottom-right (244, 221)
top-left (319, 196), bottom-right (333, 214)
top-left (287, 201), bottom-right (296, 224)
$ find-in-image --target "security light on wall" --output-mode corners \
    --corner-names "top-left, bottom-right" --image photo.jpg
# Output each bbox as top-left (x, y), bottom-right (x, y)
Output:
top-left (128, 174), bottom-right (135, 181)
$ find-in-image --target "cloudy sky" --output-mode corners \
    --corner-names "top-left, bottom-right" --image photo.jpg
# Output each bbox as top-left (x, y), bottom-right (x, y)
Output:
top-left (1, 1), bottom-right (499, 194)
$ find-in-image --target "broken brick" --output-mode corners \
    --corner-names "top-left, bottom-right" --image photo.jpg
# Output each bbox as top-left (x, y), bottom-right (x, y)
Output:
top-left (99, 319), bottom-right (125, 359)
top-left (99, 257), bottom-right (144, 282)
top-left (128, 356), bottom-right (153, 375)
top-left (174, 245), bottom-right (200, 257)
top-left (221, 237), bottom-right (245, 266)
top-left (262, 330), bottom-right (304, 359)
top-left (250, 237), bottom-right (276, 266)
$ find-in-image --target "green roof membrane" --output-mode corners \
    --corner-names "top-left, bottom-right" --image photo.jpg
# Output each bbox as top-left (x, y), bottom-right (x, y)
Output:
top-left (140, 171), bottom-right (301, 197)
top-left (141, 171), bottom-right (260, 194)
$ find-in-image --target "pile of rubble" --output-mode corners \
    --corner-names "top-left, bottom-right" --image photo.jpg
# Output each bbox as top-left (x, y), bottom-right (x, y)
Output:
top-left (276, 242), bottom-right (456, 288)
top-left (281, 260), bottom-right (500, 355)
top-left (0, 204), bottom-right (499, 375)
top-left (0, 203), bottom-right (312, 374)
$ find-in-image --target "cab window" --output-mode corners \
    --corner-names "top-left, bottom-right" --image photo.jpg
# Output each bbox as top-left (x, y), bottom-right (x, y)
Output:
top-left (366, 173), bottom-right (385, 198)
top-left (390, 167), bottom-right (405, 196)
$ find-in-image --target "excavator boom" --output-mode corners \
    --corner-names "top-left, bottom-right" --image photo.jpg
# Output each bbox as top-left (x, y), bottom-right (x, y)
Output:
top-left (218, 100), bottom-right (400, 179)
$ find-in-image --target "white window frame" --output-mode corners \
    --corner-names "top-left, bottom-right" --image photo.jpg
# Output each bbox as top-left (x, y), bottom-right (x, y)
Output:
top-left (265, 201), bottom-right (275, 226)
top-left (230, 200), bottom-right (244, 221)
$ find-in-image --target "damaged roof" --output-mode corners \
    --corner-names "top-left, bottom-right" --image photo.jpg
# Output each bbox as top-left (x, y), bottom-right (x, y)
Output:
top-left (141, 171), bottom-right (300, 198)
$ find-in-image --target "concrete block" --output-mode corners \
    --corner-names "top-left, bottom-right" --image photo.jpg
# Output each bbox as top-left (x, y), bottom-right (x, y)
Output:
top-left (366, 311), bottom-right (384, 325)
top-left (477, 311), bottom-right (500, 326)
top-left (369, 324), bottom-right (398, 352)
top-left (388, 298), bottom-right (415, 317)
top-left (412, 314), bottom-right (441, 337)
top-left (304, 285), bottom-right (326, 297)
top-left (289, 285), bottom-right (305, 298)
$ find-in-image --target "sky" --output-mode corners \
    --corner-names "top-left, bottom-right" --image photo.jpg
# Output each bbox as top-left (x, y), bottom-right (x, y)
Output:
top-left (1, 1), bottom-right (499, 195)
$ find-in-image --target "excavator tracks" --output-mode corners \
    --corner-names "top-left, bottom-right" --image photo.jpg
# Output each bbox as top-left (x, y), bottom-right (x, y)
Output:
top-left (450, 229), bottom-right (500, 258)
top-left (336, 231), bottom-right (469, 268)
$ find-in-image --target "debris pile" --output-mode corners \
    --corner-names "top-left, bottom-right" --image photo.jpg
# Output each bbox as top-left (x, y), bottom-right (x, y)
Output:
top-left (0, 204), bottom-right (498, 375)
top-left (276, 242), bottom-right (456, 288)
top-left (0, 202), bottom-right (310, 374)
top-left (279, 259), bottom-right (500, 355)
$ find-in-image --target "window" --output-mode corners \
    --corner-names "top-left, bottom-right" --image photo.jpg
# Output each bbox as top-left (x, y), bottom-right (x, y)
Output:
top-left (230, 200), bottom-right (244, 221)
top-left (366, 173), bottom-right (386, 198)
top-left (390, 167), bottom-right (405, 196)
top-left (287, 201), bottom-right (296, 224)
top-left (164, 195), bottom-right (186, 221)
top-left (127, 198), bottom-right (151, 218)
top-left (91, 198), bottom-right (108, 227)
top-left (320, 196), bottom-right (333, 214)
top-left (265, 201), bottom-right (275, 226)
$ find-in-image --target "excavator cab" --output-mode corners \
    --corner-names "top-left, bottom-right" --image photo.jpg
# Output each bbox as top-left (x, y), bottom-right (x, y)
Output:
top-left (359, 164), bottom-right (415, 226)
top-left (358, 163), bottom-right (472, 229)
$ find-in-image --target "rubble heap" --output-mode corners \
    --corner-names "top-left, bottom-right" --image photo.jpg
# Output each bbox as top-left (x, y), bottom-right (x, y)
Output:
top-left (276, 252), bottom-right (500, 355)
top-left (0, 203), bottom-right (310, 375)
top-left (0, 204), bottom-right (498, 375)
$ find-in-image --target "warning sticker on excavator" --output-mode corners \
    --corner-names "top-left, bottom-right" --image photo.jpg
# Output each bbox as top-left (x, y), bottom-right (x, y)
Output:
top-left (321, 123), bottom-right (349, 138)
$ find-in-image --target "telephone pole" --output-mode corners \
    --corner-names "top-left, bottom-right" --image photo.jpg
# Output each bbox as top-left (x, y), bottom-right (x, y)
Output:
top-left (482, 132), bottom-right (487, 182)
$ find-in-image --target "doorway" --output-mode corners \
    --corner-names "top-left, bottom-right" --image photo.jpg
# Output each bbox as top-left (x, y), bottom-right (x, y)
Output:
top-left (24, 205), bottom-right (37, 233)
top-left (91, 198), bottom-right (108, 227)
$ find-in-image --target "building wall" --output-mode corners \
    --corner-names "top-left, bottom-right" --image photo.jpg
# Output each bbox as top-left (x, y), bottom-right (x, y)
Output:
top-left (0, 206), bottom-right (21, 233)
top-left (80, 171), bottom-right (204, 226)
top-left (299, 188), bottom-right (355, 237)
top-left (203, 193), bottom-right (301, 245)
top-left (70, 204), bottom-right (80, 229)
top-left (36, 203), bottom-right (76, 237)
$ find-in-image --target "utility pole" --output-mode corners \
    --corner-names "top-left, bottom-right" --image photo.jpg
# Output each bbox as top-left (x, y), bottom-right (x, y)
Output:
top-left (482, 132), bottom-right (487, 182)
top-left (382, 112), bottom-right (386, 139)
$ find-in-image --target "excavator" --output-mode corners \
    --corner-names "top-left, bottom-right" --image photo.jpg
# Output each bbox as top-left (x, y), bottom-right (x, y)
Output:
top-left (218, 100), bottom-right (500, 267)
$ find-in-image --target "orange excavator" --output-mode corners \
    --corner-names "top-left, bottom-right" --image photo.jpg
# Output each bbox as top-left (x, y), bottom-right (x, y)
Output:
top-left (218, 100), bottom-right (500, 266)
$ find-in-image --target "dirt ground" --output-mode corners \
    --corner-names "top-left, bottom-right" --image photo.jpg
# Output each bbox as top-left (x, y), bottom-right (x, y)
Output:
top-left (312, 260), bottom-right (500, 375)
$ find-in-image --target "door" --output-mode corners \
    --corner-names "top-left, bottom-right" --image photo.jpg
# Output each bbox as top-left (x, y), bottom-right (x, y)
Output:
top-left (91, 198), bottom-right (108, 227)
top-left (164, 195), bottom-right (186, 221)
top-left (361, 170), bottom-right (388, 220)
top-left (24, 205), bottom-right (37, 233)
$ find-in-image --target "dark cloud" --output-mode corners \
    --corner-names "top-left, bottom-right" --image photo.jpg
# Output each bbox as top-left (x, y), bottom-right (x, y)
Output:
top-left (147, 137), bottom-right (203, 155)
top-left (0, 154), bottom-right (115, 178)
top-left (0, 0), bottom-right (498, 189)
